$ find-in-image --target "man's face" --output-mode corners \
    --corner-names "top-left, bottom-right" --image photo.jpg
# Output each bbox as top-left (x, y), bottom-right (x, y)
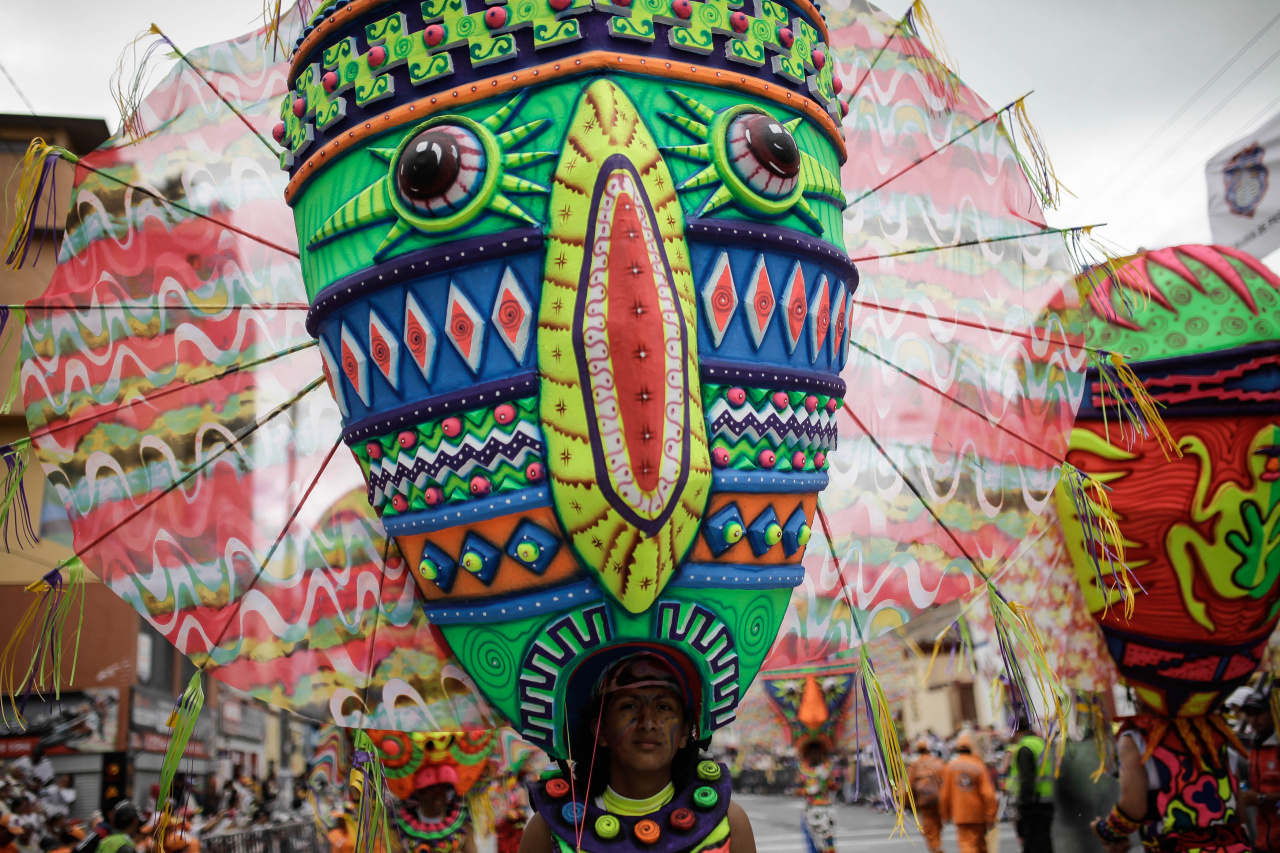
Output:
top-left (599, 687), bottom-right (688, 774)
top-left (1246, 709), bottom-right (1274, 736)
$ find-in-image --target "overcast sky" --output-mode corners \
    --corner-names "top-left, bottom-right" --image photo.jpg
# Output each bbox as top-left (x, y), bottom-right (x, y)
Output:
top-left (2, 0), bottom-right (1278, 269)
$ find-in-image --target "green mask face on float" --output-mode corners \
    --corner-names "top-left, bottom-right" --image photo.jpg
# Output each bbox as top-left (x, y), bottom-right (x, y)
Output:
top-left (277, 0), bottom-right (853, 757)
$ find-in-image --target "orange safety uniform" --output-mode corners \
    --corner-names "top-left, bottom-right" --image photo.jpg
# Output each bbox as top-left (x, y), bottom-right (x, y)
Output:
top-left (908, 753), bottom-right (945, 853)
top-left (940, 753), bottom-right (997, 853)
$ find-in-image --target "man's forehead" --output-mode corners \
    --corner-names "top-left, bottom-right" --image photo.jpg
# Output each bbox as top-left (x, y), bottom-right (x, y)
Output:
top-left (606, 685), bottom-right (683, 704)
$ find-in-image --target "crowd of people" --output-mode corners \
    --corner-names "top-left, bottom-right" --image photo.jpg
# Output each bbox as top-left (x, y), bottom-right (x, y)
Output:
top-left (0, 756), bottom-right (323, 853)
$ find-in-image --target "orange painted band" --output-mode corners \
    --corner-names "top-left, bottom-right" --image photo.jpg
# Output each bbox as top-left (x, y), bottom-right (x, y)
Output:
top-left (284, 51), bottom-right (846, 202)
top-left (288, 0), bottom-right (831, 83)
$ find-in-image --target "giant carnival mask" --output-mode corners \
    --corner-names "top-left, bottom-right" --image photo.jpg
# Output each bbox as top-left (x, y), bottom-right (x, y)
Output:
top-left (1060, 244), bottom-right (1280, 717)
top-left (276, 0), bottom-right (853, 757)
top-left (761, 662), bottom-right (855, 752)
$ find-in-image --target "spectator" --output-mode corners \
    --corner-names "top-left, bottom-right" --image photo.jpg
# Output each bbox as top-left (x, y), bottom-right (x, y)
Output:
top-left (908, 740), bottom-right (945, 853)
top-left (39, 780), bottom-right (75, 822)
top-left (1009, 720), bottom-right (1055, 853)
top-left (0, 814), bottom-right (26, 853)
top-left (1240, 687), bottom-right (1280, 853)
top-left (98, 802), bottom-right (138, 853)
top-left (940, 733), bottom-right (997, 853)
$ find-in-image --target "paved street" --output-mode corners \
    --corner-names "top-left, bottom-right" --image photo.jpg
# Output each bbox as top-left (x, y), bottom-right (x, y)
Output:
top-left (735, 794), bottom-right (1020, 853)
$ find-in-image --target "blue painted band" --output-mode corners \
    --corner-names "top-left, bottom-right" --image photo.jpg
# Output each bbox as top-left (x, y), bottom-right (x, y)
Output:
top-left (383, 485), bottom-right (550, 534)
top-left (307, 228), bottom-right (544, 335)
top-left (421, 579), bottom-right (602, 624)
top-left (686, 219), bottom-right (858, 283)
top-left (700, 359), bottom-right (846, 396)
top-left (342, 372), bottom-right (539, 442)
top-left (671, 563), bottom-right (805, 589)
top-left (712, 470), bottom-right (829, 492)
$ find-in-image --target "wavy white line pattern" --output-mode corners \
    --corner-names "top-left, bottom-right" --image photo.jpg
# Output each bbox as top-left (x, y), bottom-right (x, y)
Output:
top-left (20, 9), bottom-right (491, 731)
top-left (767, 0), bottom-right (1087, 667)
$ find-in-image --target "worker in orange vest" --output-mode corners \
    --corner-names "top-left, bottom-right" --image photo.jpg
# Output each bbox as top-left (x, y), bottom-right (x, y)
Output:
top-left (908, 740), bottom-right (945, 853)
top-left (940, 733), bottom-right (998, 853)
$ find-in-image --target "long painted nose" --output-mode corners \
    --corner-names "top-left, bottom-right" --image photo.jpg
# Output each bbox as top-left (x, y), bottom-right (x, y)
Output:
top-left (537, 79), bottom-right (711, 614)
top-left (797, 674), bottom-right (829, 731)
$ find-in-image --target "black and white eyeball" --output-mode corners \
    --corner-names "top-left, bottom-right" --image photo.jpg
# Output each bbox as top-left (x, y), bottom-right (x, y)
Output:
top-left (396, 124), bottom-right (487, 216)
top-left (727, 112), bottom-right (801, 200)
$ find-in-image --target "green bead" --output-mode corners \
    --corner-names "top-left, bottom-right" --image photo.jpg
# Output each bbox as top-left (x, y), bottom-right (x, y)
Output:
top-left (516, 541), bottom-right (540, 563)
top-left (724, 522), bottom-right (744, 544)
top-left (418, 558), bottom-right (438, 580)
top-left (696, 760), bottom-right (721, 782)
top-left (594, 815), bottom-right (620, 840)
top-left (797, 524), bottom-right (812, 547)
top-left (462, 551), bottom-right (484, 573)
top-left (692, 786), bottom-right (718, 810)
top-left (764, 523), bottom-right (783, 546)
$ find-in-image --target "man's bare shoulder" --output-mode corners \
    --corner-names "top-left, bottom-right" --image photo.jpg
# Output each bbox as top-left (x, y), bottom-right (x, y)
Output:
top-left (727, 801), bottom-right (756, 853)
top-left (517, 813), bottom-right (552, 853)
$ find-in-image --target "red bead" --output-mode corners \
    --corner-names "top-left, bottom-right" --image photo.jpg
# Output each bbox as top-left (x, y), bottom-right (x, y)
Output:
top-left (484, 6), bottom-right (508, 28)
top-left (368, 45), bottom-right (387, 67)
top-left (772, 391), bottom-right (790, 410)
top-left (322, 71), bottom-right (338, 93)
top-left (832, 75), bottom-right (843, 95)
top-left (729, 11), bottom-right (749, 32)
top-left (791, 451), bottom-right (807, 469)
top-left (391, 494), bottom-right (408, 512)
top-left (365, 442), bottom-right (382, 460)
top-left (840, 100), bottom-right (849, 118)
top-left (814, 451), bottom-right (826, 468)
top-left (398, 431), bottom-right (417, 449)
top-left (526, 462), bottom-right (544, 482)
top-left (470, 476), bottom-right (491, 496)
top-left (423, 24), bottom-right (445, 46)
top-left (545, 778), bottom-right (570, 799)
top-left (549, 0), bottom-right (572, 10)
top-left (811, 48), bottom-right (825, 69)
top-left (825, 398), bottom-right (837, 413)
top-left (758, 449), bottom-right (776, 468)
top-left (292, 97), bottom-right (306, 117)
top-left (441, 417), bottom-right (463, 438)
top-left (727, 387), bottom-right (746, 407)
top-left (804, 395), bottom-right (818, 413)
top-left (424, 486), bottom-right (444, 506)
top-left (494, 403), bottom-right (516, 425)
top-left (712, 447), bottom-right (731, 468)
top-left (670, 808), bottom-right (695, 832)
top-left (272, 122), bottom-right (287, 143)
top-left (672, 0), bottom-right (692, 18)
top-left (777, 27), bottom-right (794, 48)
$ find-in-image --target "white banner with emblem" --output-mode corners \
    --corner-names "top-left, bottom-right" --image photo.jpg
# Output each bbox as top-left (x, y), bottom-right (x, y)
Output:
top-left (1206, 107), bottom-right (1280, 260)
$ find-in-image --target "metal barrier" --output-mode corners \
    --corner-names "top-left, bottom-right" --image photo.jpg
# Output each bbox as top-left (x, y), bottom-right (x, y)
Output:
top-left (203, 822), bottom-right (323, 853)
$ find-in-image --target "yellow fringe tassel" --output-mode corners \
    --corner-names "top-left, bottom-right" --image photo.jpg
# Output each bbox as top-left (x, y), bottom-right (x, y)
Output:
top-left (1096, 350), bottom-right (1182, 460)
top-left (902, 0), bottom-right (962, 110)
top-left (111, 25), bottom-right (168, 141)
top-left (1009, 99), bottom-right (1071, 211)
top-left (860, 645), bottom-right (919, 837)
top-left (1071, 227), bottom-right (1144, 317)
top-left (1061, 463), bottom-right (1135, 619)
top-left (4, 140), bottom-right (76, 271)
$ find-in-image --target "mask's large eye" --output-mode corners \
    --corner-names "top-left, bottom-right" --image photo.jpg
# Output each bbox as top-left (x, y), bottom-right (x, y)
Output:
top-left (728, 112), bottom-right (801, 200)
top-left (396, 124), bottom-right (486, 217)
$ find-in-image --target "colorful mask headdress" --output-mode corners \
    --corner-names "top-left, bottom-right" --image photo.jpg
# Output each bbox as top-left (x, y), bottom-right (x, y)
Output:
top-left (275, 0), bottom-right (853, 760)
top-left (1060, 244), bottom-right (1280, 717)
